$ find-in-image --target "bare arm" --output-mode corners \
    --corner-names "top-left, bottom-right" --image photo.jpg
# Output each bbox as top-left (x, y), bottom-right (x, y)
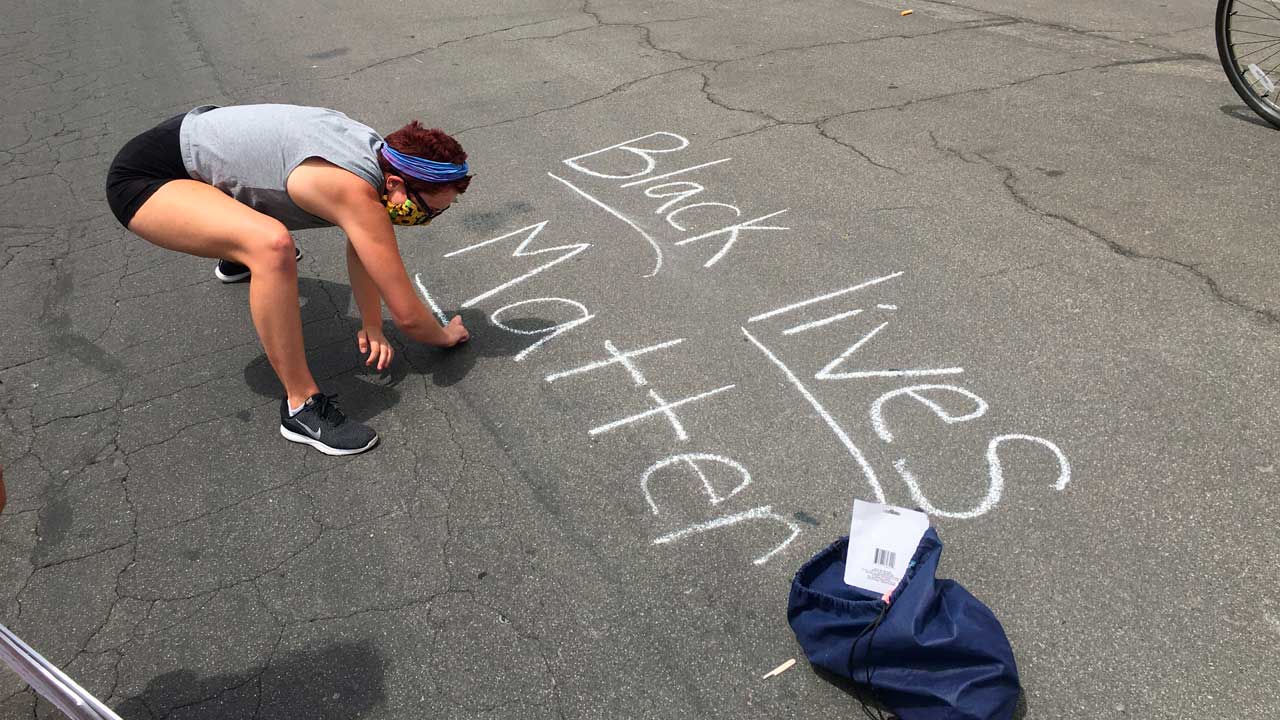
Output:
top-left (346, 239), bottom-right (384, 329)
top-left (287, 159), bottom-right (465, 346)
top-left (346, 239), bottom-right (397, 370)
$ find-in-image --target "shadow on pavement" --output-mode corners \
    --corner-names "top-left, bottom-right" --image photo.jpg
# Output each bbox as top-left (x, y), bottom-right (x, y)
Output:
top-left (402, 306), bottom-right (565, 389)
top-left (241, 277), bottom-right (566, 419)
top-left (1219, 103), bottom-right (1277, 130)
top-left (812, 666), bottom-right (1029, 719)
top-left (115, 640), bottom-right (386, 719)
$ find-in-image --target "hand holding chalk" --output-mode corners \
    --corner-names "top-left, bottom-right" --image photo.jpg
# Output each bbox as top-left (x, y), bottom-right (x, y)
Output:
top-left (441, 316), bottom-right (470, 347)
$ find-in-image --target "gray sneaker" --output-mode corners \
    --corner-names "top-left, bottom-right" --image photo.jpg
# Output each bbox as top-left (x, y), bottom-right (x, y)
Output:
top-left (279, 393), bottom-right (378, 455)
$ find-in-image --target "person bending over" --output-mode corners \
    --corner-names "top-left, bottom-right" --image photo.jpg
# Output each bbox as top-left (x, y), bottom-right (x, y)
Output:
top-left (105, 104), bottom-right (471, 456)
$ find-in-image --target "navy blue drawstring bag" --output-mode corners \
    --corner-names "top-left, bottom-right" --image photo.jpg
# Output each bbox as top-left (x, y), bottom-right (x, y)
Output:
top-left (787, 529), bottom-right (1020, 720)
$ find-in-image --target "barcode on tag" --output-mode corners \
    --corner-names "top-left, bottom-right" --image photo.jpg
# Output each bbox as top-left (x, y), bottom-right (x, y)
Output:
top-left (873, 548), bottom-right (896, 568)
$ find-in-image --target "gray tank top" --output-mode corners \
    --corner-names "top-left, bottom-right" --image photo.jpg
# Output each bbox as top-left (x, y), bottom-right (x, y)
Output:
top-left (179, 104), bottom-right (385, 230)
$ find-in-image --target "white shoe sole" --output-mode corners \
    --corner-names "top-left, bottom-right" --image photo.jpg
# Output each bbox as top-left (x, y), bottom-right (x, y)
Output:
top-left (279, 425), bottom-right (378, 456)
top-left (214, 265), bottom-right (251, 283)
top-left (215, 248), bottom-right (303, 283)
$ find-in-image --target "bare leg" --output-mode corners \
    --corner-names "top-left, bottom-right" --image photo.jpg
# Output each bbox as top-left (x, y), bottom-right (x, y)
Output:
top-left (128, 180), bottom-right (320, 407)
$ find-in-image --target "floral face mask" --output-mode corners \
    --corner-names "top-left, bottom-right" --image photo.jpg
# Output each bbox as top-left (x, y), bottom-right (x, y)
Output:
top-left (383, 194), bottom-right (435, 226)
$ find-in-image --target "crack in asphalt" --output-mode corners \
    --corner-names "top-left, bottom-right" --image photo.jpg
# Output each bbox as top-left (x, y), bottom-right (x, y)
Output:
top-left (702, 53), bottom-right (1202, 173)
top-left (909, 0), bottom-right (1218, 62)
top-left (0, 2), bottom-right (1270, 717)
top-left (451, 5), bottom-right (1017, 159)
top-left (979, 150), bottom-right (1280, 327)
top-left (453, 62), bottom-right (710, 136)
top-left (929, 132), bottom-right (1279, 327)
top-left (314, 15), bottom-right (576, 82)
top-left (447, 8), bottom-right (1201, 178)
top-left (114, 494), bottom-right (325, 605)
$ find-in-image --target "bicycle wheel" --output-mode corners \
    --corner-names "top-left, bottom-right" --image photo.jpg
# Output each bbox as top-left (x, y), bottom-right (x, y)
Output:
top-left (1217, 0), bottom-right (1280, 129)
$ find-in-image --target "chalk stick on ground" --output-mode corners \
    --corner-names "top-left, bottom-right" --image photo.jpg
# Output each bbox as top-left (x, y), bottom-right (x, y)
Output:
top-left (761, 658), bottom-right (797, 679)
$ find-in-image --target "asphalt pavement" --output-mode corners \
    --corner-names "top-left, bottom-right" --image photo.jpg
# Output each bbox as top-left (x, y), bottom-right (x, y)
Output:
top-left (1, 1), bottom-right (1278, 718)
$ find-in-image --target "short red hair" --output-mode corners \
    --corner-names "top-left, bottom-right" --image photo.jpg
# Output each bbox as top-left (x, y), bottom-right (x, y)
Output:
top-left (379, 121), bottom-right (471, 194)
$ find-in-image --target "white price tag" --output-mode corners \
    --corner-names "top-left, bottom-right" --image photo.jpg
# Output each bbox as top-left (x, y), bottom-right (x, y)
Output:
top-left (843, 500), bottom-right (930, 595)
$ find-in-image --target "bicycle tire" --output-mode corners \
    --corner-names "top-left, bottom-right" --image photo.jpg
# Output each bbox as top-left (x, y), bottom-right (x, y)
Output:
top-left (1217, 0), bottom-right (1280, 129)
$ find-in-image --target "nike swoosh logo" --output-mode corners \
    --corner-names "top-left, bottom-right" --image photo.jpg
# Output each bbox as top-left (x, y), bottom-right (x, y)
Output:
top-left (296, 420), bottom-right (322, 439)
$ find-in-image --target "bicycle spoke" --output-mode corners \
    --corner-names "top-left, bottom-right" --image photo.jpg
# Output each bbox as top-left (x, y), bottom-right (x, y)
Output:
top-left (1253, 44), bottom-right (1280, 68)
top-left (1234, 47), bottom-right (1280, 63)
top-left (1239, 41), bottom-right (1280, 67)
top-left (1232, 41), bottom-right (1280, 60)
top-left (1231, 29), bottom-right (1280, 40)
top-left (1235, 45), bottom-right (1280, 91)
top-left (1236, 0), bottom-right (1280, 23)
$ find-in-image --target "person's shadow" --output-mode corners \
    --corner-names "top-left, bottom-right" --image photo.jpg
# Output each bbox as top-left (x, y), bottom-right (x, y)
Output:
top-left (115, 640), bottom-right (386, 719)
top-left (242, 277), bottom-right (563, 421)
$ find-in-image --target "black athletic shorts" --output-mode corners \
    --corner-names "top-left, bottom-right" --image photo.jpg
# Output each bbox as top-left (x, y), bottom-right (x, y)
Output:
top-left (105, 112), bottom-right (191, 228)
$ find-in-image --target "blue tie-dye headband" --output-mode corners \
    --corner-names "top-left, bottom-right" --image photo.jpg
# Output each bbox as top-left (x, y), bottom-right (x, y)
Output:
top-left (380, 144), bottom-right (469, 182)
